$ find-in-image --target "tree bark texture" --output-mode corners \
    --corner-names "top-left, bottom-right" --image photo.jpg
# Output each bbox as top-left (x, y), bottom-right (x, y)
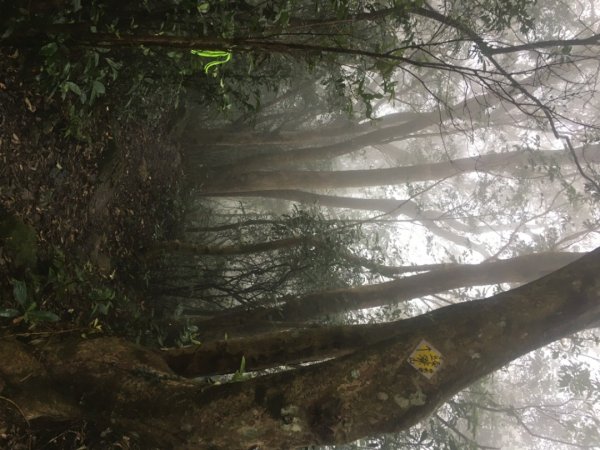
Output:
top-left (163, 322), bottom-right (401, 377)
top-left (1, 249), bottom-right (599, 449)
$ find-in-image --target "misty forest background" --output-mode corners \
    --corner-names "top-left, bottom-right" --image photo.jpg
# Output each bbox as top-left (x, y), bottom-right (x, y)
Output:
top-left (1, 0), bottom-right (600, 449)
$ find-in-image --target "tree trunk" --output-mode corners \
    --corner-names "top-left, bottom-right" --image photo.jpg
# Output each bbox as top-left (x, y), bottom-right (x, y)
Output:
top-left (340, 254), bottom-right (458, 278)
top-left (2, 249), bottom-right (599, 449)
top-left (147, 236), bottom-right (309, 258)
top-left (190, 251), bottom-right (583, 338)
top-left (198, 144), bottom-right (600, 193)
top-left (163, 321), bottom-right (401, 377)
top-left (206, 189), bottom-right (490, 256)
top-left (191, 87), bottom-right (512, 172)
top-left (215, 189), bottom-right (470, 230)
top-left (184, 110), bottom-right (418, 150)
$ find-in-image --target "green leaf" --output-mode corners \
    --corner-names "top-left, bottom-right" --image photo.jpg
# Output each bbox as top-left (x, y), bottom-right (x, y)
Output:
top-left (63, 81), bottom-right (82, 96)
top-left (105, 57), bottom-right (121, 71)
top-left (12, 279), bottom-right (28, 307)
top-left (0, 308), bottom-right (20, 318)
top-left (90, 80), bottom-right (106, 104)
top-left (92, 301), bottom-right (112, 316)
top-left (90, 287), bottom-right (115, 302)
top-left (93, 80), bottom-right (105, 95)
top-left (26, 310), bottom-right (60, 323)
top-left (39, 42), bottom-right (58, 58)
top-left (2, 26), bottom-right (14, 39)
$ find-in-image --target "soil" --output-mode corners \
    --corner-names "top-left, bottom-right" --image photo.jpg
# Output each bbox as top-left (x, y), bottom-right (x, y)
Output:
top-left (0, 40), bottom-right (189, 449)
top-left (0, 45), bottom-right (184, 324)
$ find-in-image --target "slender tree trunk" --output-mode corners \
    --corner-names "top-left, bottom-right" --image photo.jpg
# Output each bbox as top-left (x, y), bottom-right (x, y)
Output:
top-left (208, 189), bottom-right (490, 257)
top-left (191, 251), bottom-right (583, 339)
top-left (185, 218), bottom-right (281, 233)
top-left (2, 249), bottom-right (599, 449)
top-left (184, 110), bottom-right (417, 150)
top-left (147, 236), bottom-right (309, 258)
top-left (217, 189), bottom-right (471, 231)
top-left (201, 90), bottom-right (509, 172)
top-left (340, 254), bottom-right (458, 278)
top-left (198, 144), bottom-right (600, 193)
top-left (204, 110), bottom-right (467, 173)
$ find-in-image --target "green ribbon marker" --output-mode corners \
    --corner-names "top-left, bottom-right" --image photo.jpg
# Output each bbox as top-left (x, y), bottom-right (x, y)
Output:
top-left (191, 49), bottom-right (232, 74)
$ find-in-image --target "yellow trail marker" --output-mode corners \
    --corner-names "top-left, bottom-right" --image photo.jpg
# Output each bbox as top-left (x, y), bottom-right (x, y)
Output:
top-left (407, 339), bottom-right (443, 379)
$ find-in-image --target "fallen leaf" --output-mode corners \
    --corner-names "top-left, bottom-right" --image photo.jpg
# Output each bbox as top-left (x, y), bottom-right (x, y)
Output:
top-left (24, 97), bottom-right (36, 112)
top-left (21, 189), bottom-right (34, 200)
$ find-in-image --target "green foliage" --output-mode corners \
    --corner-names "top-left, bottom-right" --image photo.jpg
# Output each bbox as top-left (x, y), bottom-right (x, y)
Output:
top-left (0, 278), bottom-right (60, 326)
top-left (558, 363), bottom-right (596, 398)
top-left (231, 356), bottom-right (248, 382)
top-left (456, 0), bottom-right (536, 34)
top-left (177, 0), bottom-right (535, 119)
top-left (175, 322), bottom-right (202, 346)
top-left (37, 42), bottom-right (116, 107)
top-left (5, 0), bottom-right (539, 126)
top-left (46, 252), bottom-right (144, 336)
top-left (0, 215), bottom-right (38, 269)
top-left (89, 286), bottom-right (115, 317)
top-left (200, 0), bottom-right (411, 118)
top-left (150, 205), bottom-right (378, 319)
top-left (0, 243), bottom-right (164, 342)
top-left (4, 2), bottom-right (189, 138)
top-left (266, 205), bottom-right (367, 291)
top-left (0, 250), bottom-right (82, 327)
